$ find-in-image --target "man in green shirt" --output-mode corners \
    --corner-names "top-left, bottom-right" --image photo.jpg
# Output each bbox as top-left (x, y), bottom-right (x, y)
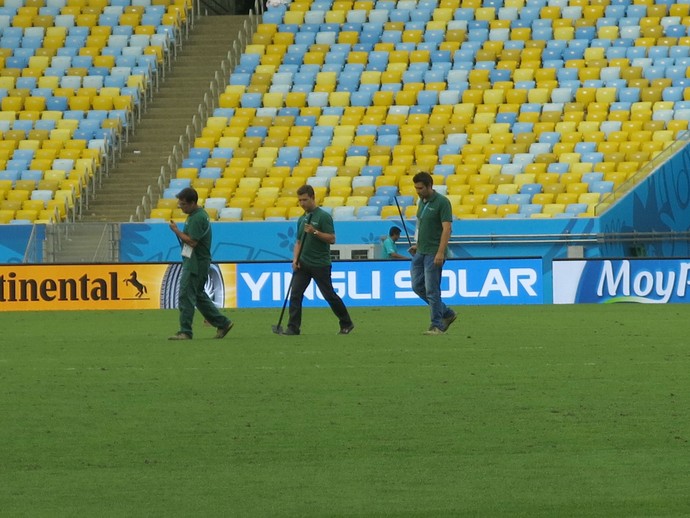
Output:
top-left (168, 187), bottom-right (233, 340)
top-left (408, 172), bottom-right (457, 335)
top-left (281, 184), bottom-right (354, 336)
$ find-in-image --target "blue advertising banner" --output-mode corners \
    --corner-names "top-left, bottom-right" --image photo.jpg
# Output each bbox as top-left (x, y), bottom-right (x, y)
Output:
top-left (553, 259), bottom-right (690, 304)
top-left (119, 218), bottom-right (599, 264)
top-left (235, 258), bottom-right (543, 308)
top-left (0, 225), bottom-right (39, 264)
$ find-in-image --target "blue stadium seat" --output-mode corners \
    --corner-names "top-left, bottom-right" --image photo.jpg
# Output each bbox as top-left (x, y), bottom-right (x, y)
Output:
top-left (189, 148), bottom-right (211, 161)
top-left (488, 194), bottom-right (509, 205)
top-left (547, 163), bottom-right (569, 174)
top-left (375, 186), bottom-right (398, 199)
top-left (13, 149), bottom-right (35, 162)
top-left (0, 170), bottom-right (20, 185)
top-left (357, 206), bottom-right (380, 218)
top-left (519, 204), bottom-right (542, 216)
top-left (368, 195), bottom-right (391, 207)
top-left (590, 181), bottom-right (615, 194)
top-left (361, 166), bottom-right (382, 178)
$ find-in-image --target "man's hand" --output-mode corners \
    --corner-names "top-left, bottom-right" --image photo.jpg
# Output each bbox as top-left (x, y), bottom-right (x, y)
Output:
top-left (408, 245), bottom-right (417, 256)
top-left (434, 252), bottom-right (445, 266)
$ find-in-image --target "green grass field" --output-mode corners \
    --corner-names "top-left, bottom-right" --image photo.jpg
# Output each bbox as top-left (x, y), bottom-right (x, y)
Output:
top-left (2, 304), bottom-right (690, 517)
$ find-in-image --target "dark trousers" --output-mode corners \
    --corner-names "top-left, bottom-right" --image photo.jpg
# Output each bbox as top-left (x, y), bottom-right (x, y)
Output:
top-left (178, 264), bottom-right (230, 337)
top-left (287, 263), bottom-right (352, 333)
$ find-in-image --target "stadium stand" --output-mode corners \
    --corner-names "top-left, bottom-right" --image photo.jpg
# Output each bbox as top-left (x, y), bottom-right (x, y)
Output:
top-left (149, 0), bottom-right (690, 221)
top-left (0, 0), bottom-right (184, 224)
top-left (1, 0), bottom-right (688, 225)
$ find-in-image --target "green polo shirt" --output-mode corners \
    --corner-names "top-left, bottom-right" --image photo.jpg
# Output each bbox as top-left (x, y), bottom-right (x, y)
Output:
top-left (297, 207), bottom-right (333, 267)
top-left (183, 207), bottom-right (211, 274)
top-left (415, 191), bottom-right (452, 255)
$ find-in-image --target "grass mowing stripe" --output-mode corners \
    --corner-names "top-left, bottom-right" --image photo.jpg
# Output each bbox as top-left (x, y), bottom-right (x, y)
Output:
top-left (1, 305), bottom-right (690, 516)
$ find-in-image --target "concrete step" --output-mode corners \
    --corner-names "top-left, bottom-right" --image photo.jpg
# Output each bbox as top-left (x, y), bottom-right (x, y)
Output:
top-left (81, 14), bottom-right (245, 223)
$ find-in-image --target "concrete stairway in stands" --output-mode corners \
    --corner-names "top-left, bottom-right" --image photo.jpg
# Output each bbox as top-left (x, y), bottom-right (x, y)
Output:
top-left (52, 14), bottom-right (247, 262)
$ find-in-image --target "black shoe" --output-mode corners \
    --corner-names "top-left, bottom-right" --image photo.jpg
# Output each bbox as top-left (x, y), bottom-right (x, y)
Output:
top-left (442, 312), bottom-right (457, 332)
top-left (215, 321), bottom-right (234, 339)
top-left (338, 324), bottom-right (355, 335)
top-left (280, 328), bottom-right (300, 336)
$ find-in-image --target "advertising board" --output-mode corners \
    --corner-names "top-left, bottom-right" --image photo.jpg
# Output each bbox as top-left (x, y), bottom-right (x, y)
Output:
top-left (0, 258), bottom-right (543, 311)
top-left (553, 259), bottom-right (690, 304)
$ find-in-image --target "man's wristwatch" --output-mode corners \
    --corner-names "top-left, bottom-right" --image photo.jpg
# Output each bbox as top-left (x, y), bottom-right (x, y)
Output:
top-left (313, 230), bottom-right (318, 235)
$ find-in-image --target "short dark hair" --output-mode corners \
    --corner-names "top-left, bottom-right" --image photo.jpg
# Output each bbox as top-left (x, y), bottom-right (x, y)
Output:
top-left (412, 171), bottom-right (433, 187)
top-left (176, 187), bottom-right (198, 204)
top-left (296, 184), bottom-right (315, 198)
top-left (389, 226), bottom-right (401, 237)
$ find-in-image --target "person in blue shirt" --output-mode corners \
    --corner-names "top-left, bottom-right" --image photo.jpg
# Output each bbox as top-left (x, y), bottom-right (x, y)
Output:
top-left (382, 226), bottom-right (408, 259)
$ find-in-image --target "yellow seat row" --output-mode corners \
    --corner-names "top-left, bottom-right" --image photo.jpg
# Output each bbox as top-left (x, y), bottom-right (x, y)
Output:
top-left (9, 7), bottom-right (179, 27)
top-left (450, 203), bottom-right (596, 219)
top-left (157, 204), bottom-right (310, 222)
top-left (0, 207), bottom-right (63, 224)
top-left (0, 193), bottom-right (72, 221)
top-left (0, 94), bottom-right (132, 112)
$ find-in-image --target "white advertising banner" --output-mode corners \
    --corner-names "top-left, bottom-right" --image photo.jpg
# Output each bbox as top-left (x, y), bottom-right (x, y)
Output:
top-left (553, 259), bottom-right (690, 304)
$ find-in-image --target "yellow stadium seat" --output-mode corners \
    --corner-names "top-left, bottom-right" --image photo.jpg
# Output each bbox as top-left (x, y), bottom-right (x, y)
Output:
top-left (378, 205), bottom-right (399, 220)
top-left (321, 196), bottom-right (345, 208)
top-left (496, 204), bottom-right (519, 217)
top-left (14, 209), bottom-right (38, 222)
top-left (474, 204), bottom-right (497, 218)
top-left (15, 179), bottom-right (39, 192)
top-left (7, 189), bottom-right (32, 203)
top-left (262, 206), bottom-right (286, 220)
top-left (283, 205), bottom-right (302, 219)
top-left (328, 186), bottom-right (351, 198)
top-left (225, 196), bottom-right (250, 209)
top-left (150, 208), bottom-right (173, 219)
top-left (556, 193), bottom-right (580, 205)
top-left (346, 196), bottom-right (368, 208)
top-left (1, 198), bottom-right (22, 211)
top-left (542, 203), bottom-right (565, 216)
top-left (567, 182), bottom-right (590, 194)
top-left (240, 207), bottom-right (263, 220)
top-left (495, 183), bottom-right (518, 195)
top-left (0, 209), bottom-right (15, 223)
top-left (532, 193), bottom-right (554, 205)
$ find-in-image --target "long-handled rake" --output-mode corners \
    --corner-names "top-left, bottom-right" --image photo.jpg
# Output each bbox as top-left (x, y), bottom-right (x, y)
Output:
top-left (271, 279), bottom-right (295, 335)
top-left (272, 214), bottom-right (310, 334)
top-left (393, 196), bottom-right (413, 247)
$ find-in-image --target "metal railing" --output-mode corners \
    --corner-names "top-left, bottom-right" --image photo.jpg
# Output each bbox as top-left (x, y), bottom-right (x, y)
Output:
top-left (22, 225), bottom-right (40, 263)
top-left (43, 222), bottom-right (119, 263)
